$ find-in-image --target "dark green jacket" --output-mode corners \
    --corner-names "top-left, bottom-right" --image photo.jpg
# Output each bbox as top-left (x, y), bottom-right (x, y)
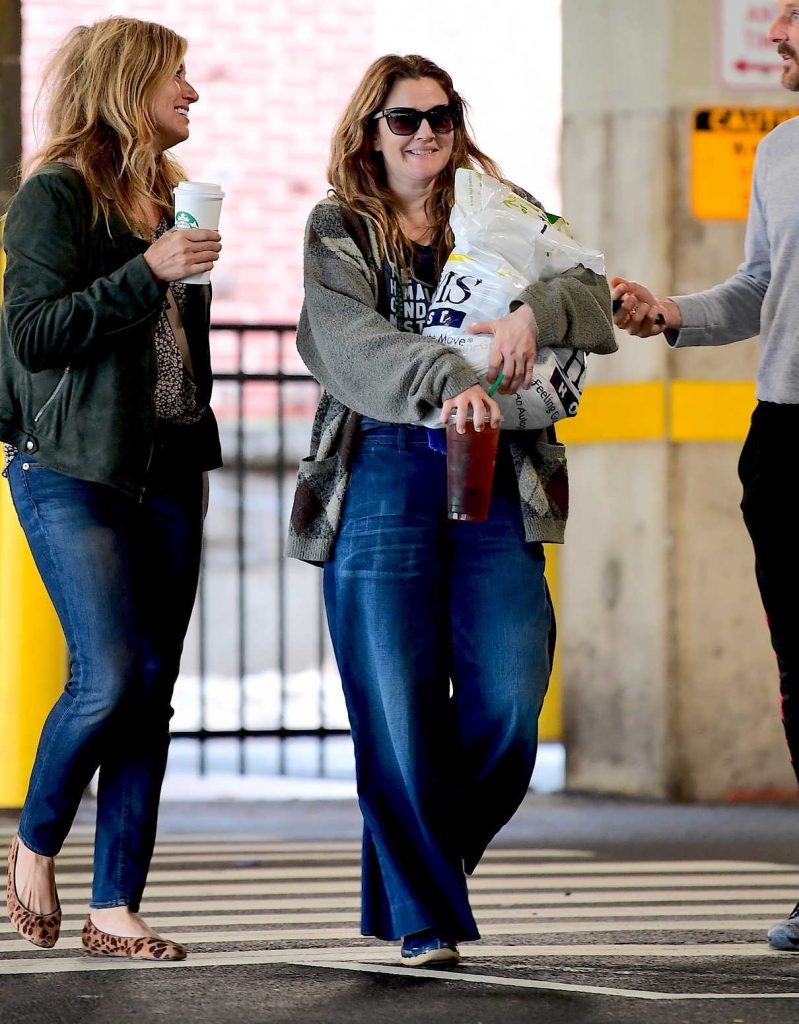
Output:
top-left (0, 162), bottom-right (221, 498)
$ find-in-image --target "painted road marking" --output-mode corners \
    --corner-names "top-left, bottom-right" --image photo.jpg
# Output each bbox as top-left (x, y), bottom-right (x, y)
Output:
top-left (2, 840), bottom-right (798, 1002)
top-left (3, 946), bottom-right (799, 1002)
top-left (0, 901), bottom-right (791, 930)
top-left (41, 861), bottom-right (798, 885)
top-left (0, 917), bottom-right (790, 952)
top-left (50, 847), bottom-right (595, 865)
top-left (291, 959), bottom-right (799, 1002)
top-left (0, 942), bottom-right (793, 978)
top-left (46, 888), bottom-right (799, 912)
top-left (42, 876), bottom-right (799, 901)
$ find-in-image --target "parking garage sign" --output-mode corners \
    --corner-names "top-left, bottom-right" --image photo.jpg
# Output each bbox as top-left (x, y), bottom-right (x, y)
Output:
top-left (692, 107), bottom-right (799, 218)
top-left (719, 0), bottom-right (783, 88)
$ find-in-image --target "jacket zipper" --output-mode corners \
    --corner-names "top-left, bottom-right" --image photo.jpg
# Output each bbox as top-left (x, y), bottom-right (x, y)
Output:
top-left (138, 438), bottom-right (155, 504)
top-left (33, 365), bottom-right (71, 422)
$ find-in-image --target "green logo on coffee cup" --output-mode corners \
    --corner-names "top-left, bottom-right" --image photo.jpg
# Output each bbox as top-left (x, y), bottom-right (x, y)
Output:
top-left (175, 210), bottom-right (199, 228)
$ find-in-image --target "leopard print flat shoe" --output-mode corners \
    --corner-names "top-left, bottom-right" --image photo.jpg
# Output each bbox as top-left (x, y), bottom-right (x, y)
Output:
top-left (6, 835), bottom-right (61, 948)
top-left (81, 917), bottom-right (188, 961)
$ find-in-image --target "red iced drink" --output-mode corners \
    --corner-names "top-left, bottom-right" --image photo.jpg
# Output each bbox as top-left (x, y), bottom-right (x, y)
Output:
top-left (446, 412), bottom-right (500, 521)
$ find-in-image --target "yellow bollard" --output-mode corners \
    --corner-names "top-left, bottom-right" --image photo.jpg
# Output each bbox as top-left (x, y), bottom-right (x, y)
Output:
top-left (539, 546), bottom-right (562, 743)
top-left (0, 481), bottom-right (66, 807)
top-left (0, 225), bottom-right (67, 807)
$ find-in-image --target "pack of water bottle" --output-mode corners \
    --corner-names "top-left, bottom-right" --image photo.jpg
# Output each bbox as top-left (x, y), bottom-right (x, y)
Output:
top-left (420, 169), bottom-right (605, 430)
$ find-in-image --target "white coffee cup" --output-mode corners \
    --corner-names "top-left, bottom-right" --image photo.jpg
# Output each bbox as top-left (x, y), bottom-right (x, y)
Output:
top-left (173, 181), bottom-right (225, 284)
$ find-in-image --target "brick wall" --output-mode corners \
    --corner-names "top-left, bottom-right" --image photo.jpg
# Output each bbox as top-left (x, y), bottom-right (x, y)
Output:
top-left (21, 0), bottom-right (375, 334)
top-left (20, 0), bottom-right (561, 390)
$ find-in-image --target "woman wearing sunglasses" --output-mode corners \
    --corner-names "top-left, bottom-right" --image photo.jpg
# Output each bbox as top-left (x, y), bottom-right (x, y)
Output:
top-left (288, 54), bottom-right (615, 966)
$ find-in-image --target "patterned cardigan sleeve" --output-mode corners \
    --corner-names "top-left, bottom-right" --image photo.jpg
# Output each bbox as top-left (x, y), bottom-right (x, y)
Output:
top-left (297, 199), bottom-right (479, 424)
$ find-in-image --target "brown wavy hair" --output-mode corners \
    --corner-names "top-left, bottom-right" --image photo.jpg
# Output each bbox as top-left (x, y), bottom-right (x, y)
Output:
top-left (24, 17), bottom-right (189, 235)
top-left (328, 54), bottom-right (502, 275)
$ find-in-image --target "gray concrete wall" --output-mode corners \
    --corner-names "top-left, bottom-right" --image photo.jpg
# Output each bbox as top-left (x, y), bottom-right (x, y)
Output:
top-left (561, 0), bottom-right (796, 799)
top-left (0, 0), bottom-right (21, 210)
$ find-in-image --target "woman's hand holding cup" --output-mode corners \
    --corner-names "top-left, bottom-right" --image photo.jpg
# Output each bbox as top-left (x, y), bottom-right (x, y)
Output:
top-left (441, 384), bottom-right (502, 434)
top-left (144, 228), bottom-right (222, 283)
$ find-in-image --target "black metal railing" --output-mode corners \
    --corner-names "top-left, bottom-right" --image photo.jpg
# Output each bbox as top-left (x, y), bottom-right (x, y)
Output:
top-left (170, 323), bottom-right (350, 775)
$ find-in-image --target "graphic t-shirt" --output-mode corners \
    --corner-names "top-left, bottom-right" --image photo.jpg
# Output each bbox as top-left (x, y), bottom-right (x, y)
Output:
top-left (360, 244), bottom-right (438, 434)
top-left (383, 244), bottom-right (437, 334)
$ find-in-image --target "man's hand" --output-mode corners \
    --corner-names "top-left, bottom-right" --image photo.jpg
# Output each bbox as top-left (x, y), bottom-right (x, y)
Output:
top-left (610, 277), bottom-right (682, 338)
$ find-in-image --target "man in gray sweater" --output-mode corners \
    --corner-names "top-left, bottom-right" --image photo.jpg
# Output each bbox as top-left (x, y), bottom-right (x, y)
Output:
top-left (611, 2), bottom-right (799, 953)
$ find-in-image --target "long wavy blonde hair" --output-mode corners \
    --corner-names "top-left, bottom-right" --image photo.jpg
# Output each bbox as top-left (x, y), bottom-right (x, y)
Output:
top-left (329, 54), bottom-right (502, 276)
top-left (25, 17), bottom-right (189, 234)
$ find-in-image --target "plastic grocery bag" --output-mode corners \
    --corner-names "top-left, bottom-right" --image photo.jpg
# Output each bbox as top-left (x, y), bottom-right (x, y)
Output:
top-left (420, 169), bottom-right (605, 430)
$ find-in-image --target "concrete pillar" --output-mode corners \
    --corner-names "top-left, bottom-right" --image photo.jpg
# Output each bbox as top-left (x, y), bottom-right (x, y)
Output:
top-left (559, 0), bottom-right (796, 799)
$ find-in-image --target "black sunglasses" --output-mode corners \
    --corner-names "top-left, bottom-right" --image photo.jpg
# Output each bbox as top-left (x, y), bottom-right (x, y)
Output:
top-left (371, 103), bottom-right (461, 136)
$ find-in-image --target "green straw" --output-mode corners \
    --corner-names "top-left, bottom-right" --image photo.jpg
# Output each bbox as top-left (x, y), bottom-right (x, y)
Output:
top-left (486, 373), bottom-right (504, 398)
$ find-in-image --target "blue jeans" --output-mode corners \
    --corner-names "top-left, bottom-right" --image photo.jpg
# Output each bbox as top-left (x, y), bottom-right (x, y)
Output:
top-left (324, 425), bottom-right (554, 942)
top-left (7, 456), bottom-right (203, 909)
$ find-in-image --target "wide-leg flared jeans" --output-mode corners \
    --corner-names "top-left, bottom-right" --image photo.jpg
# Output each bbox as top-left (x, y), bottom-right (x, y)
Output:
top-left (324, 425), bottom-right (554, 941)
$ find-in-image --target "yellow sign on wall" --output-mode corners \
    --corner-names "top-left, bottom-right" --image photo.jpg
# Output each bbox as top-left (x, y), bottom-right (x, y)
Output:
top-left (691, 107), bottom-right (799, 220)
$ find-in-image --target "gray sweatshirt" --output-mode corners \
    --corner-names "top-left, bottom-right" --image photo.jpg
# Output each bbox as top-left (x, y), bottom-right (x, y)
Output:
top-left (672, 115), bottom-right (799, 404)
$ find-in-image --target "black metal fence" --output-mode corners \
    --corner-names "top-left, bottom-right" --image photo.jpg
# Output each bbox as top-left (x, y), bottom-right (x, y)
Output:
top-left (170, 323), bottom-right (350, 775)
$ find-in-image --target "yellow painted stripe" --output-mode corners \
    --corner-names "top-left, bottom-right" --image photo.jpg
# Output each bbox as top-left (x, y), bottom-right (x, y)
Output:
top-left (556, 380), bottom-right (756, 445)
top-left (545, 378), bottom-right (757, 743)
top-left (670, 380), bottom-right (755, 441)
top-left (557, 381), bottom-right (667, 443)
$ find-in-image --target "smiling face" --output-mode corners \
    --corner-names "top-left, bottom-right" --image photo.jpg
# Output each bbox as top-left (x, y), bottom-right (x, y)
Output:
top-left (770, 3), bottom-right (799, 90)
top-left (373, 77), bottom-right (455, 199)
top-left (151, 61), bottom-right (198, 152)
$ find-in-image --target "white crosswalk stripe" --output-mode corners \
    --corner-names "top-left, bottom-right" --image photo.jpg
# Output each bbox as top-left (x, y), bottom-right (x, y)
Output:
top-left (28, 847), bottom-right (597, 865)
top-left (1, 831), bottom-right (798, 1000)
top-left (49, 888), bottom-right (799, 911)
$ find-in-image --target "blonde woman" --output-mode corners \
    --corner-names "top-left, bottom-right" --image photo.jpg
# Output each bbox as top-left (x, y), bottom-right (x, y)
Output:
top-left (1, 18), bottom-right (222, 960)
top-left (287, 55), bottom-right (616, 965)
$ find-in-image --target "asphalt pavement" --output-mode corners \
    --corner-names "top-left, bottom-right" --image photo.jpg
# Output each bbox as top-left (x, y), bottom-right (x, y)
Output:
top-left (2, 791), bottom-right (799, 1024)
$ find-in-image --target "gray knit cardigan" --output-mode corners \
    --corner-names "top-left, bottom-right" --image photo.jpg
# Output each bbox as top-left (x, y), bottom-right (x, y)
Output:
top-left (286, 195), bottom-right (616, 565)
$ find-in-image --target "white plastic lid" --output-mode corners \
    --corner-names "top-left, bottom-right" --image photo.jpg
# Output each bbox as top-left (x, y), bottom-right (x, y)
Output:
top-left (174, 181), bottom-right (224, 196)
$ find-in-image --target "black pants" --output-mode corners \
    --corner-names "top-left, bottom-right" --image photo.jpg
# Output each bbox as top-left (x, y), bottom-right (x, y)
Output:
top-left (739, 401), bottom-right (799, 785)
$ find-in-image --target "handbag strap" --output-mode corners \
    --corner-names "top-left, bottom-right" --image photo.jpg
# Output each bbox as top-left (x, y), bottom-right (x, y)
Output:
top-left (165, 287), bottom-right (195, 379)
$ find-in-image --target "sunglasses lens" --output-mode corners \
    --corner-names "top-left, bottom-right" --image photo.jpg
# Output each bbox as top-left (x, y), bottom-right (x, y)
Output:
top-left (380, 105), bottom-right (459, 135)
top-left (385, 111), bottom-right (420, 135)
top-left (428, 108), bottom-right (455, 133)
